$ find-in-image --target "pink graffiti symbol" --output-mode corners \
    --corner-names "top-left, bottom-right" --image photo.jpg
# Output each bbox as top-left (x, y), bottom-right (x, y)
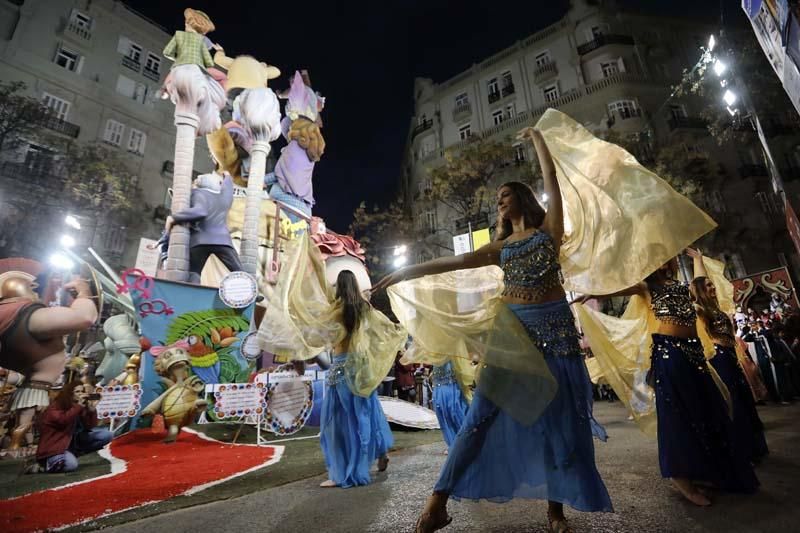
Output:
top-left (138, 299), bottom-right (174, 319)
top-left (117, 268), bottom-right (155, 300)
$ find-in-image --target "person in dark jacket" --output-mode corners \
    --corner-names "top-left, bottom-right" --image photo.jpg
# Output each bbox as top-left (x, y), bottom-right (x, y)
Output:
top-left (33, 381), bottom-right (112, 473)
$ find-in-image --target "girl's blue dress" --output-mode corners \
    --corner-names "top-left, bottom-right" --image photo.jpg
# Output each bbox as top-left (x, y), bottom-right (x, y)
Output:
top-left (432, 361), bottom-right (469, 447)
top-left (320, 354), bottom-right (393, 488)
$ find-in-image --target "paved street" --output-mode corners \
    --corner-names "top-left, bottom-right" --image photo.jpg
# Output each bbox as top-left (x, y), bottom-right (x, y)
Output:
top-left (100, 401), bottom-right (800, 533)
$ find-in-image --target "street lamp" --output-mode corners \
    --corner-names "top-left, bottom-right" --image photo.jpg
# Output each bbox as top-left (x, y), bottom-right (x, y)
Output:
top-left (708, 34), bottom-right (716, 52)
top-left (393, 255), bottom-right (407, 269)
top-left (60, 235), bottom-right (76, 248)
top-left (49, 252), bottom-right (74, 270)
top-left (393, 244), bottom-right (407, 256)
top-left (713, 59), bottom-right (727, 76)
top-left (65, 215), bottom-right (81, 230)
top-left (722, 90), bottom-right (737, 106)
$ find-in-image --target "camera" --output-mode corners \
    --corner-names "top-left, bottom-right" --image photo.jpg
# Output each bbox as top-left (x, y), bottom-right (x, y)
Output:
top-left (85, 393), bottom-right (102, 401)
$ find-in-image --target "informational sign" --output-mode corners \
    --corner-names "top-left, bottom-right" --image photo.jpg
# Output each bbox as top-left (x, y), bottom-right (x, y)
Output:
top-left (453, 233), bottom-right (471, 256)
top-left (239, 331), bottom-right (261, 362)
top-left (95, 384), bottom-right (143, 419)
top-left (213, 382), bottom-right (267, 419)
top-left (472, 228), bottom-right (491, 250)
top-left (453, 228), bottom-right (491, 256)
top-left (134, 238), bottom-right (159, 277)
top-left (219, 271), bottom-right (258, 308)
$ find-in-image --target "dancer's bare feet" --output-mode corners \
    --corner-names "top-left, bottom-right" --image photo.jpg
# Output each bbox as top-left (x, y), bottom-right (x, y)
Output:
top-left (671, 478), bottom-right (711, 506)
top-left (319, 479), bottom-right (337, 488)
top-left (547, 501), bottom-right (574, 533)
top-left (415, 493), bottom-right (452, 533)
top-left (378, 455), bottom-right (389, 472)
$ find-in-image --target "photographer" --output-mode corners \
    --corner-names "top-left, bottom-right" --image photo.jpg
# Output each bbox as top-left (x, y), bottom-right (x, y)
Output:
top-left (31, 381), bottom-right (111, 473)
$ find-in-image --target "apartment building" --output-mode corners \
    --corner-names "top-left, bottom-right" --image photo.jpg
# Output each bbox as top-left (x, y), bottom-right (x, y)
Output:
top-left (401, 0), bottom-right (800, 278)
top-left (0, 0), bottom-right (211, 267)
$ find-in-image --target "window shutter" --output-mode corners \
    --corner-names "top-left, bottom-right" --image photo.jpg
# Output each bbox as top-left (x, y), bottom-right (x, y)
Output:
top-left (76, 55), bottom-right (84, 74)
top-left (617, 57), bottom-right (626, 73)
top-left (117, 36), bottom-right (131, 55)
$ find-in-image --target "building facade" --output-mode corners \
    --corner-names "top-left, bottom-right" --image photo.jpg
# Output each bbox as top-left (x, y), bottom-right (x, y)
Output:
top-left (0, 0), bottom-right (211, 268)
top-left (401, 0), bottom-right (800, 279)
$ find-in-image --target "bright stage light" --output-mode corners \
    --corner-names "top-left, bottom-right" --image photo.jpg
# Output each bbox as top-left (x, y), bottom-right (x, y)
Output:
top-left (713, 59), bottom-right (727, 76)
top-left (65, 215), bottom-right (81, 230)
top-left (49, 252), bottom-right (74, 270)
top-left (708, 35), bottom-right (716, 51)
top-left (393, 244), bottom-right (407, 256)
top-left (723, 90), bottom-right (737, 106)
top-left (60, 235), bottom-right (76, 248)
top-left (393, 256), bottom-right (407, 268)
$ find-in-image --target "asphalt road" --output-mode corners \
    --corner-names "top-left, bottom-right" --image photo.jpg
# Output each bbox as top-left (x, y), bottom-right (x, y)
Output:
top-left (102, 401), bottom-right (800, 533)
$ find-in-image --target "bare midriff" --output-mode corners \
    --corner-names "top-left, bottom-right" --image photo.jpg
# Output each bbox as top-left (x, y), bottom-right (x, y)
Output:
top-left (711, 335), bottom-right (736, 348)
top-left (653, 322), bottom-right (698, 339)
top-left (501, 285), bottom-right (566, 306)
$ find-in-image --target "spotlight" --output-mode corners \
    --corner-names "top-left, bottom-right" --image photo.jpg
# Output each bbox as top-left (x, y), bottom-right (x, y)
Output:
top-left (708, 35), bottom-right (716, 51)
top-left (713, 59), bottom-right (726, 76)
top-left (723, 90), bottom-right (737, 106)
top-left (49, 252), bottom-right (75, 270)
top-left (60, 235), bottom-right (76, 248)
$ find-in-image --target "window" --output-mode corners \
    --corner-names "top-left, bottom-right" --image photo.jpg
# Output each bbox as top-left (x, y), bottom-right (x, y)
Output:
top-left (116, 75), bottom-right (135, 98)
top-left (418, 113), bottom-right (428, 125)
top-left (104, 119), bottom-right (125, 146)
top-left (487, 78), bottom-right (499, 95)
top-left (145, 53), bottom-right (161, 74)
top-left (506, 103), bottom-right (516, 119)
top-left (501, 70), bottom-right (513, 88)
top-left (424, 210), bottom-right (437, 234)
top-left (669, 104), bottom-right (687, 120)
top-left (543, 84), bottom-right (559, 103)
top-left (41, 93), bottom-right (70, 121)
top-left (492, 109), bottom-right (504, 126)
top-left (455, 92), bottom-right (469, 107)
top-left (71, 10), bottom-right (91, 30)
top-left (591, 25), bottom-right (604, 38)
top-left (127, 42), bottom-right (142, 63)
top-left (458, 123), bottom-right (472, 140)
top-left (755, 191), bottom-right (780, 215)
top-left (534, 51), bottom-right (551, 68)
top-left (608, 99), bottom-right (640, 119)
top-left (54, 44), bottom-right (79, 71)
top-left (128, 128), bottom-right (146, 155)
top-left (104, 226), bottom-right (127, 256)
top-left (514, 143), bottom-right (526, 163)
top-left (601, 61), bottom-right (619, 77)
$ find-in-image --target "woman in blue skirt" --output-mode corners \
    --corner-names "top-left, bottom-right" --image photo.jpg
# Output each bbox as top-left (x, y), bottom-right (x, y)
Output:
top-left (690, 268), bottom-right (768, 463)
top-left (584, 249), bottom-right (759, 506)
top-left (319, 270), bottom-right (393, 488)
top-left (432, 361), bottom-right (470, 448)
top-left (376, 128), bottom-right (611, 532)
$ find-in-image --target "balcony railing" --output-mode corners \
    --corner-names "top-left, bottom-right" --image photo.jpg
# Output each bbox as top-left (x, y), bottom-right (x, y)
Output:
top-left (612, 108), bottom-right (642, 120)
top-left (122, 55), bottom-right (141, 73)
top-left (577, 33), bottom-right (635, 55)
top-left (452, 103), bottom-right (471, 120)
top-left (65, 20), bottom-right (92, 42)
top-left (667, 116), bottom-right (709, 131)
top-left (40, 116), bottom-right (80, 138)
top-left (143, 66), bottom-right (161, 82)
top-left (501, 83), bottom-right (515, 97)
top-left (738, 164), bottom-right (768, 178)
top-left (487, 91), bottom-right (501, 104)
top-left (0, 162), bottom-right (65, 190)
top-left (533, 61), bottom-right (558, 82)
top-left (412, 119), bottom-right (434, 138)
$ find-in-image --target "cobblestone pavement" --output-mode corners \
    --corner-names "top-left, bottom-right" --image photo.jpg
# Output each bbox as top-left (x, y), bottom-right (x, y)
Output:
top-left (103, 402), bottom-right (800, 533)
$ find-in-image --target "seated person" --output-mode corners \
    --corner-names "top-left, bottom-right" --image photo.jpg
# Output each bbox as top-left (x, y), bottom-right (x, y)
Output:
top-left (32, 381), bottom-right (112, 473)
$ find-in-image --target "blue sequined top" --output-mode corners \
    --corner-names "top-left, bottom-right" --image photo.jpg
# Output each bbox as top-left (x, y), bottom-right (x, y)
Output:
top-left (432, 361), bottom-right (458, 387)
top-left (500, 230), bottom-right (562, 300)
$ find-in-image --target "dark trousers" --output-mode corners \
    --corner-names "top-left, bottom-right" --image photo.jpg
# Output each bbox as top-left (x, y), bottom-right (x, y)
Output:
top-left (189, 245), bottom-right (243, 276)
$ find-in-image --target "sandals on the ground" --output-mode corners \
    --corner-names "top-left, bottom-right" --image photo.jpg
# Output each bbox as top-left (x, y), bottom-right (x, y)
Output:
top-left (547, 510), bottom-right (575, 533)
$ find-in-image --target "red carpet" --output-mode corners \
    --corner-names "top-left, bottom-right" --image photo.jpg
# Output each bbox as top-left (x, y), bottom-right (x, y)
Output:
top-left (0, 429), bottom-right (281, 532)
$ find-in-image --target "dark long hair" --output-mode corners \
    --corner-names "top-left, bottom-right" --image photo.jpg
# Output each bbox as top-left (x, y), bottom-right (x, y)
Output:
top-left (335, 270), bottom-right (368, 336)
top-left (689, 276), bottom-right (725, 331)
top-left (494, 181), bottom-right (546, 241)
top-left (51, 380), bottom-right (83, 411)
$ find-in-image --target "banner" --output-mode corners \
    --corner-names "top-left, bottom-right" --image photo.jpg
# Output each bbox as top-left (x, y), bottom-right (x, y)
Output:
top-left (731, 266), bottom-right (799, 312)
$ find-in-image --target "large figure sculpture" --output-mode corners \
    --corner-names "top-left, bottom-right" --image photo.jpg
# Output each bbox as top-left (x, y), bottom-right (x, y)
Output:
top-left (166, 172), bottom-right (242, 281)
top-left (268, 70), bottom-right (326, 221)
top-left (0, 259), bottom-right (98, 452)
top-left (95, 314), bottom-right (140, 386)
top-left (162, 8), bottom-right (226, 282)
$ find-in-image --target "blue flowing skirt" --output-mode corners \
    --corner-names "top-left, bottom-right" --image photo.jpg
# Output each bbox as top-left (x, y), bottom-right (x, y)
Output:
top-left (432, 363), bottom-right (469, 447)
top-left (651, 334), bottom-right (758, 492)
top-left (433, 300), bottom-right (613, 512)
top-left (710, 344), bottom-right (769, 461)
top-left (320, 355), bottom-right (393, 488)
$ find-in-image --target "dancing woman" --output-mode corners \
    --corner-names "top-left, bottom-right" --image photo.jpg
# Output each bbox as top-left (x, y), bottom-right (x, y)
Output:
top-left (376, 128), bottom-right (612, 533)
top-left (319, 270), bottom-right (392, 488)
top-left (581, 250), bottom-right (759, 506)
top-left (688, 252), bottom-right (768, 462)
top-left (431, 360), bottom-right (470, 449)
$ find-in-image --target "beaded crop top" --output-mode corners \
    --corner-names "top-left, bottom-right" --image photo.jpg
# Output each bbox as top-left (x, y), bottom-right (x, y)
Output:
top-left (708, 309), bottom-right (735, 343)
top-left (648, 281), bottom-right (697, 327)
top-left (500, 230), bottom-right (562, 301)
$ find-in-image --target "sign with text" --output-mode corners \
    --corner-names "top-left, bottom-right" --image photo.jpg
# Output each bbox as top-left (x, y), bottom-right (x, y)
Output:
top-left (95, 384), bottom-right (143, 419)
top-left (453, 228), bottom-right (491, 256)
top-left (213, 382), bottom-right (267, 419)
top-left (134, 238), bottom-right (159, 277)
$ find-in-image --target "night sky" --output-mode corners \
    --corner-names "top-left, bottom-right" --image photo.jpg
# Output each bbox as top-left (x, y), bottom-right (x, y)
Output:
top-left (126, 0), bottom-right (742, 232)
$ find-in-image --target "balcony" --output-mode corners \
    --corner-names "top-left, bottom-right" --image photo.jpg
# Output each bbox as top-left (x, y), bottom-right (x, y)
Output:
top-left (533, 61), bottom-right (558, 83)
top-left (64, 20), bottom-right (92, 43)
top-left (40, 116), bottom-right (80, 138)
top-left (738, 164), bottom-right (768, 178)
top-left (667, 116), bottom-right (708, 131)
top-left (143, 66), bottom-right (161, 82)
top-left (452, 103), bottom-right (471, 121)
top-left (501, 83), bottom-right (515, 97)
top-left (122, 55), bottom-right (141, 73)
top-left (577, 33), bottom-right (635, 56)
top-left (0, 162), bottom-right (65, 192)
top-left (412, 119), bottom-right (434, 139)
top-left (487, 91), bottom-right (501, 104)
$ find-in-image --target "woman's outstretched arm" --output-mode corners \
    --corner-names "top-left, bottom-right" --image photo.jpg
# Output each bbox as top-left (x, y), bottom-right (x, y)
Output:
top-left (518, 127), bottom-right (562, 242)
